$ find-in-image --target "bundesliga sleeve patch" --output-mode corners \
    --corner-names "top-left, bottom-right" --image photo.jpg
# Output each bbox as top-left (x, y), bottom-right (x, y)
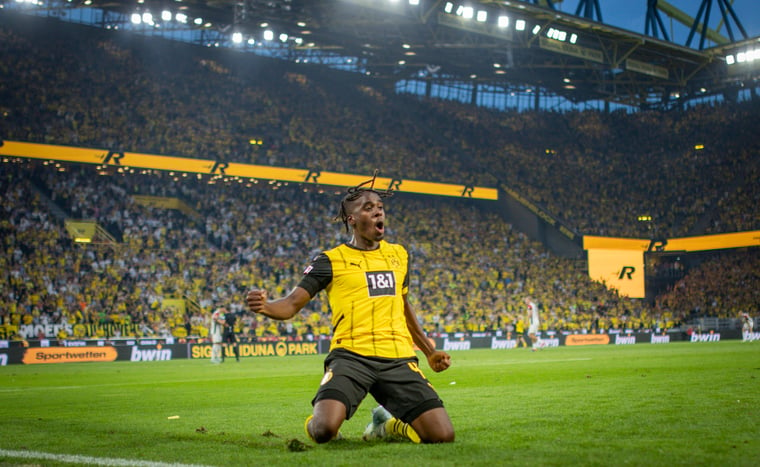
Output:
top-left (365, 271), bottom-right (396, 297)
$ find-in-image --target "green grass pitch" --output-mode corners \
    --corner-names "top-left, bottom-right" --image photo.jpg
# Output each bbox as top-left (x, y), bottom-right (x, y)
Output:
top-left (1, 341), bottom-right (758, 466)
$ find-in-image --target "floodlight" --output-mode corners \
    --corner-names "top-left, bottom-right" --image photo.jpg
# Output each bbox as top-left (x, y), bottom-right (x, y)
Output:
top-left (569, 33), bottom-right (578, 44)
top-left (444, 2), bottom-right (454, 13)
top-left (476, 10), bottom-right (487, 22)
top-left (279, 33), bottom-right (288, 42)
top-left (142, 12), bottom-right (153, 25)
top-left (725, 54), bottom-right (735, 65)
top-left (515, 19), bottom-right (526, 31)
top-left (497, 15), bottom-right (509, 28)
top-left (130, 13), bottom-right (141, 24)
top-left (263, 29), bottom-right (274, 41)
top-left (409, 0), bottom-right (420, 5)
top-left (175, 13), bottom-right (187, 23)
top-left (161, 10), bottom-right (171, 21)
top-left (462, 6), bottom-right (473, 19)
top-left (232, 32), bottom-right (243, 44)
top-left (532, 24), bottom-right (541, 35)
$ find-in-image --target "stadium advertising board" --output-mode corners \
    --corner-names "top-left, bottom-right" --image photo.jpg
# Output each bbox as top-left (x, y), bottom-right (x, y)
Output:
top-left (539, 36), bottom-right (605, 63)
top-left (431, 332), bottom-right (689, 350)
top-left (0, 140), bottom-right (498, 200)
top-left (564, 334), bottom-right (611, 346)
top-left (663, 231), bottom-right (760, 252)
top-left (190, 341), bottom-right (324, 359)
top-left (586, 249), bottom-right (646, 298)
top-left (122, 344), bottom-right (179, 362)
top-left (1, 331), bottom-right (749, 365)
top-left (583, 232), bottom-right (759, 298)
top-left (22, 347), bottom-right (118, 364)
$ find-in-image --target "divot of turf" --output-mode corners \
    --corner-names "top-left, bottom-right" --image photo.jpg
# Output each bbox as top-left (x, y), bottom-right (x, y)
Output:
top-left (286, 438), bottom-right (310, 452)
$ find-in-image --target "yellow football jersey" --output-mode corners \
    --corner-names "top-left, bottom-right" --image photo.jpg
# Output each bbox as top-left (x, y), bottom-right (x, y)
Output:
top-left (298, 240), bottom-right (415, 358)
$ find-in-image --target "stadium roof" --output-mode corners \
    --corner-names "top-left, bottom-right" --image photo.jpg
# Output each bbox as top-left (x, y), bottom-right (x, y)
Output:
top-left (15, 0), bottom-right (760, 109)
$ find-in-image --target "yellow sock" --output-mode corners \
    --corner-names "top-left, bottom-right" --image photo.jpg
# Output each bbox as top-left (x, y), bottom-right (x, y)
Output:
top-left (385, 417), bottom-right (421, 443)
top-left (304, 415), bottom-right (316, 442)
top-left (304, 414), bottom-right (342, 442)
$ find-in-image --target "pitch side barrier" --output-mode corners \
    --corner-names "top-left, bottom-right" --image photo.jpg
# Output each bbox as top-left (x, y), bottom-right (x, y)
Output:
top-left (432, 329), bottom-right (747, 351)
top-left (0, 337), bottom-right (332, 365)
top-left (0, 330), bottom-right (750, 365)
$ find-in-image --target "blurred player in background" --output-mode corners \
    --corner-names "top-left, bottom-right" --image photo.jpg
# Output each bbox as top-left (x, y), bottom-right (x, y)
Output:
top-left (246, 174), bottom-right (454, 444)
top-left (742, 313), bottom-right (754, 342)
top-left (210, 307), bottom-right (226, 364)
top-left (222, 311), bottom-right (240, 362)
top-left (515, 317), bottom-right (528, 348)
top-left (526, 296), bottom-right (543, 351)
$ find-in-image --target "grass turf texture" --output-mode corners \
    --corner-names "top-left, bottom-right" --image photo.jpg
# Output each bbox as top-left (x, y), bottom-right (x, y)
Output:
top-left (1, 341), bottom-right (758, 466)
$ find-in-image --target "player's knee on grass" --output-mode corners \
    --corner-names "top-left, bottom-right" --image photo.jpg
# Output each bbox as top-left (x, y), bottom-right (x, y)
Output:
top-left (412, 408), bottom-right (455, 444)
top-left (308, 417), bottom-right (341, 443)
top-left (420, 425), bottom-right (455, 444)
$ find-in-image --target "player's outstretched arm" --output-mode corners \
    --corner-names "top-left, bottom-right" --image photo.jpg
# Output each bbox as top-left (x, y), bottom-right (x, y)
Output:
top-left (246, 287), bottom-right (311, 321)
top-left (403, 295), bottom-right (451, 373)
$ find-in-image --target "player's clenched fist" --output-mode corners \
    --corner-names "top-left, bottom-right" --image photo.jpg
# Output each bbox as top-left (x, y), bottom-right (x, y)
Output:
top-left (427, 351), bottom-right (451, 373)
top-left (246, 289), bottom-right (268, 313)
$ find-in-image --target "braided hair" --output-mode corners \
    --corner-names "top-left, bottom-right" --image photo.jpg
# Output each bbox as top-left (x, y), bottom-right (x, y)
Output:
top-left (335, 170), bottom-right (394, 233)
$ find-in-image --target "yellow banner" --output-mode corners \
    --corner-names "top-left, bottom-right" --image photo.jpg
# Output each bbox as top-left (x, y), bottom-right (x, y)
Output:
top-left (664, 231), bottom-right (760, 252)
top-left (132, 195), bottom-right (181, 210)
top-left (22, 347), bottom-right (118, 364)
top-left (584, 232), bottom-right (760, 252)
top-left (587, 249), bottom-right (645, 298)
top-left (64, 220), bottom-right (97, 243)
top-left (132, 195), bottom-right (200, 218)
top-left (161, 299), bottom-right (186, 316)
top-left (1, 140), bottom-right (497, 200)
top-left (583, 236), bottom-right (651, 251)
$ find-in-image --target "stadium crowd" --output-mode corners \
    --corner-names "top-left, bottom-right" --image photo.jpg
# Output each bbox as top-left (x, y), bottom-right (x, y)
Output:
top-left (2, 16), bottom-right (759, 238)
top-left (0, 15), bottom-right (757, 342)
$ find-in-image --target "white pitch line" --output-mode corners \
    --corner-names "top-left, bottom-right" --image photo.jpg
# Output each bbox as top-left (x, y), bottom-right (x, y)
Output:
top-left (0, 449), bottom-right (213, 467)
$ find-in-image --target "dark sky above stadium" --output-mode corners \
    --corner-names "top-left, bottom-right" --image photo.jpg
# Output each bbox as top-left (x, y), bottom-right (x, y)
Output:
top-left (555, 0), bottom-right (760, 42)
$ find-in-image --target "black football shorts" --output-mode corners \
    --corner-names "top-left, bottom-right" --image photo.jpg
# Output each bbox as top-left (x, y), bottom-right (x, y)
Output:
top-left (312, 348), bottom-right (444, 423)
